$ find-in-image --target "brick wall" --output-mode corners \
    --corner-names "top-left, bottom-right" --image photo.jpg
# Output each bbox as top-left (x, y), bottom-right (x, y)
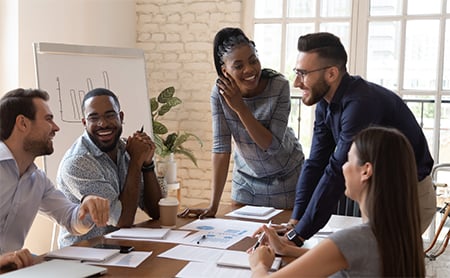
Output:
top-left (136, 0), bottom-right (243, 208)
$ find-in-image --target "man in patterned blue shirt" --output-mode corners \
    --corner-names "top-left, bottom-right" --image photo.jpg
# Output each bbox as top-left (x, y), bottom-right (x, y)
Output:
top-left (283, 32), bottom-right (435, 247)
top-left (57, 88), bottom-right (162, 247)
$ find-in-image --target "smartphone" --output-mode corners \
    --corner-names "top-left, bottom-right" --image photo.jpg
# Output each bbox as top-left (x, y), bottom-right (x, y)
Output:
top-left (93, 243), bottom-right (134, 253)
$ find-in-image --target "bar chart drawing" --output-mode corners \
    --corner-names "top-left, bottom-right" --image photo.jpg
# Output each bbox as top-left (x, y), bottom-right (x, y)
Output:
top-left (56, 71), bottom-right (110, 123)
top-left (34, 42), bottom-right (153, 186)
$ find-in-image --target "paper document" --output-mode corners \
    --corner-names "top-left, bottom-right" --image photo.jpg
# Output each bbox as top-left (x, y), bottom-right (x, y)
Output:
top-left (158, 245), bottom-right (224, 262)
top-left (316, 214), bottom-right (362, 236)
top-left (232, 205), bottom-right (275, 216)
top-left (104, 229), bottom-right (190, 244)
top-left (216, 250), bottom-right (282, 270)
top-left (158, 245), bottom-right (281, 271)
top-left (0, 259), bottom-right (107, 278)
top-left (225, 207), bottom-right (283, 220)
top-left (176, 261), bottom-right (252, 278)
top-left (87, 251), bottom-right (152, 268)
top-left (179, 218), bottom-right (262, 249)
top-left (45, 246), bottom-right (120, 262)
top-left (108, 227), bottom-right (170, 239)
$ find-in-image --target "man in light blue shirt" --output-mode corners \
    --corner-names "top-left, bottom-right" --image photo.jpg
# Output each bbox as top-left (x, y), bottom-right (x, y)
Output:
top-left (0, 88), bottom-right (109, 264)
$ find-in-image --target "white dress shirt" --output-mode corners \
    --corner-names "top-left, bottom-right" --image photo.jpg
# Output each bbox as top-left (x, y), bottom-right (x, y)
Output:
top-left (0, 141), bottom-right (93, 254)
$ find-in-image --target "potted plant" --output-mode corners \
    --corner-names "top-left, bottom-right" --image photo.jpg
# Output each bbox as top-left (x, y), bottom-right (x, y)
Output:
top-left (150, 86), bottom-right (203, 184)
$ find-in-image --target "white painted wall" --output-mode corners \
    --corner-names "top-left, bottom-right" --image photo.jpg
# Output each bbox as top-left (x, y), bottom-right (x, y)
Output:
top-left (0, 0), bottom-right (18, 94)
top-left (0, 0), bottom-right (136, 255)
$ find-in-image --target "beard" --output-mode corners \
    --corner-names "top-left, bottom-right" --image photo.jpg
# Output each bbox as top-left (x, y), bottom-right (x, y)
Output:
top-left (87, 125), bottom-right (123, 153)
top-left (24, 136), bottom-right (54, 156)
top-left (301, 76), bottom-right (331, 106)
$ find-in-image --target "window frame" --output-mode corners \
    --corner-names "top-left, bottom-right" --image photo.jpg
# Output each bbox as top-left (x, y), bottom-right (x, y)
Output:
top-left (242, 0), bottom-right (450, 163)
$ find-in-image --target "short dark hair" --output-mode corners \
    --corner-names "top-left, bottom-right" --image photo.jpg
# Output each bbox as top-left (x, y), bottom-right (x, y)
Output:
top-left (297, 32), bottom-right (347, 71)
top-left (213, 27), bottom-right (256, 77)
top-left (0, 88), bottom-right (49, 140)
top-left (81, 88), bottom-right (120, 115)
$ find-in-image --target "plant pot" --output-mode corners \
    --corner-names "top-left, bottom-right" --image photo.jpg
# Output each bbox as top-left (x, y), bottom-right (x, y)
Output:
top-left (156, 153), bottom-right (177, 185)
top-left (165, 153), bottom-right (177, 184)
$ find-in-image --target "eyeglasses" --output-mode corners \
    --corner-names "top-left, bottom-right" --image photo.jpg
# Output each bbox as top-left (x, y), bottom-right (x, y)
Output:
top-left (293, 66), bottom-right (333, 81)
top-left (86, 111), bottom-right (119, 124)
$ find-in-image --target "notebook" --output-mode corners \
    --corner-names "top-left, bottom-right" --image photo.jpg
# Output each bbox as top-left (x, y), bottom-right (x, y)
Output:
top-left (233, 205), bottom-right (276, 216)
top-left (0, 259), bottom-right (107, 277)
top-left (45, 246), bottom-right (120, 262)
top-left (216, 250), bottom-right (282, 271)
top-left (108, 227), bottom-right (171, 239)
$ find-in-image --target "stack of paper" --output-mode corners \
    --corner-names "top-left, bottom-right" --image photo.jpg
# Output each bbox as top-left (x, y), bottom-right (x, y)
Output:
top-left (0, 259), bottom-right (107, 278)
top-left (232, 205), bottom-right (275, 216)
top-left (225, 205), bottom-right (283, 220)
top-left (108, 227), bottom-right (170, 239)
top-left (45, 246), bottom-right (120, 262)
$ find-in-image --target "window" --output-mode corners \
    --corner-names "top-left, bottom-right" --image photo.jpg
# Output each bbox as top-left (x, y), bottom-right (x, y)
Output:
top-left (243, 0), bottom-right (450, 163)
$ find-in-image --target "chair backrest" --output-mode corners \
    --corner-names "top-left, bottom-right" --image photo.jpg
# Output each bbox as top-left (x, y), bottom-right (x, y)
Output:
top-left (335, 194), bottom-right (361, 217)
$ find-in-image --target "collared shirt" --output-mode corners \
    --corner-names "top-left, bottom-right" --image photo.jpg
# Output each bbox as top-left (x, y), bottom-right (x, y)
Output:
top-left (57, 131), bottom-right (145, 247)
top-left (211, 70), bottom-right (304, 207)
top-left (292, 73), bottom-right (434, 239)
top-left (0, 141), bottom-right (93, 254)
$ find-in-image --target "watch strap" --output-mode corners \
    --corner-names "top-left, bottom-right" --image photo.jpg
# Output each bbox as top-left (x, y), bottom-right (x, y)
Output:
top-left (141, 160), bottom-right (155, 173)
top-left (287, 229), bottom-right (304, 247)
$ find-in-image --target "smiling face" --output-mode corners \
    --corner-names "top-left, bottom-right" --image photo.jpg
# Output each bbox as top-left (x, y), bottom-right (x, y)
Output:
top-left (23, 98), bottom-right (60, 156)
top-left (221, 44), bottom-right (262, 96)
top-left (342, 143), bottom-right (366, 202)
top-left (293, 52), bottom-right (332, 106)
top-left (82, 95), bottom-right (123, 153)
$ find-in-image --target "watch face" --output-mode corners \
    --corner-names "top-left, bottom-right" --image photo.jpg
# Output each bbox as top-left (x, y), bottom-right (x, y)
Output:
top-left (287, 229), bottom-right (296, 240)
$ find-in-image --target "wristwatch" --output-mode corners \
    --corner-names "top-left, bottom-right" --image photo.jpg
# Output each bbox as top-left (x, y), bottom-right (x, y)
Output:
top-left (141, 161), bottom-right (155, 173)
top-left (286, 229), bottom-right (304, 247)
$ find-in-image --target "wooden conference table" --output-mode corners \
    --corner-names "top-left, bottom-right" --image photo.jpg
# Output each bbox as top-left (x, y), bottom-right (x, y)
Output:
top-left (74, 204), bottom-right (294, 277)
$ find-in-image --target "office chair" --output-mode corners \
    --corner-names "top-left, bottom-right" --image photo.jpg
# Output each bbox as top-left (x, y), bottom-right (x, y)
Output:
top-left (424, 163), bottom-right (450, 260)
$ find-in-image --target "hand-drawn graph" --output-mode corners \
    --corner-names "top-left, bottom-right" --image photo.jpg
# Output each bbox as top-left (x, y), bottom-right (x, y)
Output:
top-left (56, 71), bottom-right (110, 123)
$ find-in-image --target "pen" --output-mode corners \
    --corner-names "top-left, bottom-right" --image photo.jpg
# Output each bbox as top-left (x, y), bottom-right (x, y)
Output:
top-left (252, 220), bottom-right (272, 251)
top-left (197, 234), bottom-right (207, 244)
top-left (139, 125), bottom-right (144, 133)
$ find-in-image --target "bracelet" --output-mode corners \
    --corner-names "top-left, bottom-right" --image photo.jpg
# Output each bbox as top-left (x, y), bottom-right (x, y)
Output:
top-left (141, 160), bottom-right (155, 173)
top-left (80, 195), bottom-right (88, 204)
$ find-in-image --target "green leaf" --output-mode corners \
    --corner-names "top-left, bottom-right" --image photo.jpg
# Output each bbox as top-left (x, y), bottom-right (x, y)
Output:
top-left (149, 86), bottom-right (203, 166)
top-left (167, 97), bottom-right (182, 107)
top-left (153, 134), bottom-right (168, 156)
top-left (158, 103), bottom-right (172, 116)
top-left (150, 97), bottom-right (159, 113)
top-left (158, 87), bottom-right (175, 103)
top-left (164, 132), bottom-right (178, 150)
top-left (152, 121), bottom-right (168, 135)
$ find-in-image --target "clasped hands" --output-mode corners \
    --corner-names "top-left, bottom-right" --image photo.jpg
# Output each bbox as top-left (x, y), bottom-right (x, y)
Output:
top-left (126, 130), bottom-right (155, 167)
